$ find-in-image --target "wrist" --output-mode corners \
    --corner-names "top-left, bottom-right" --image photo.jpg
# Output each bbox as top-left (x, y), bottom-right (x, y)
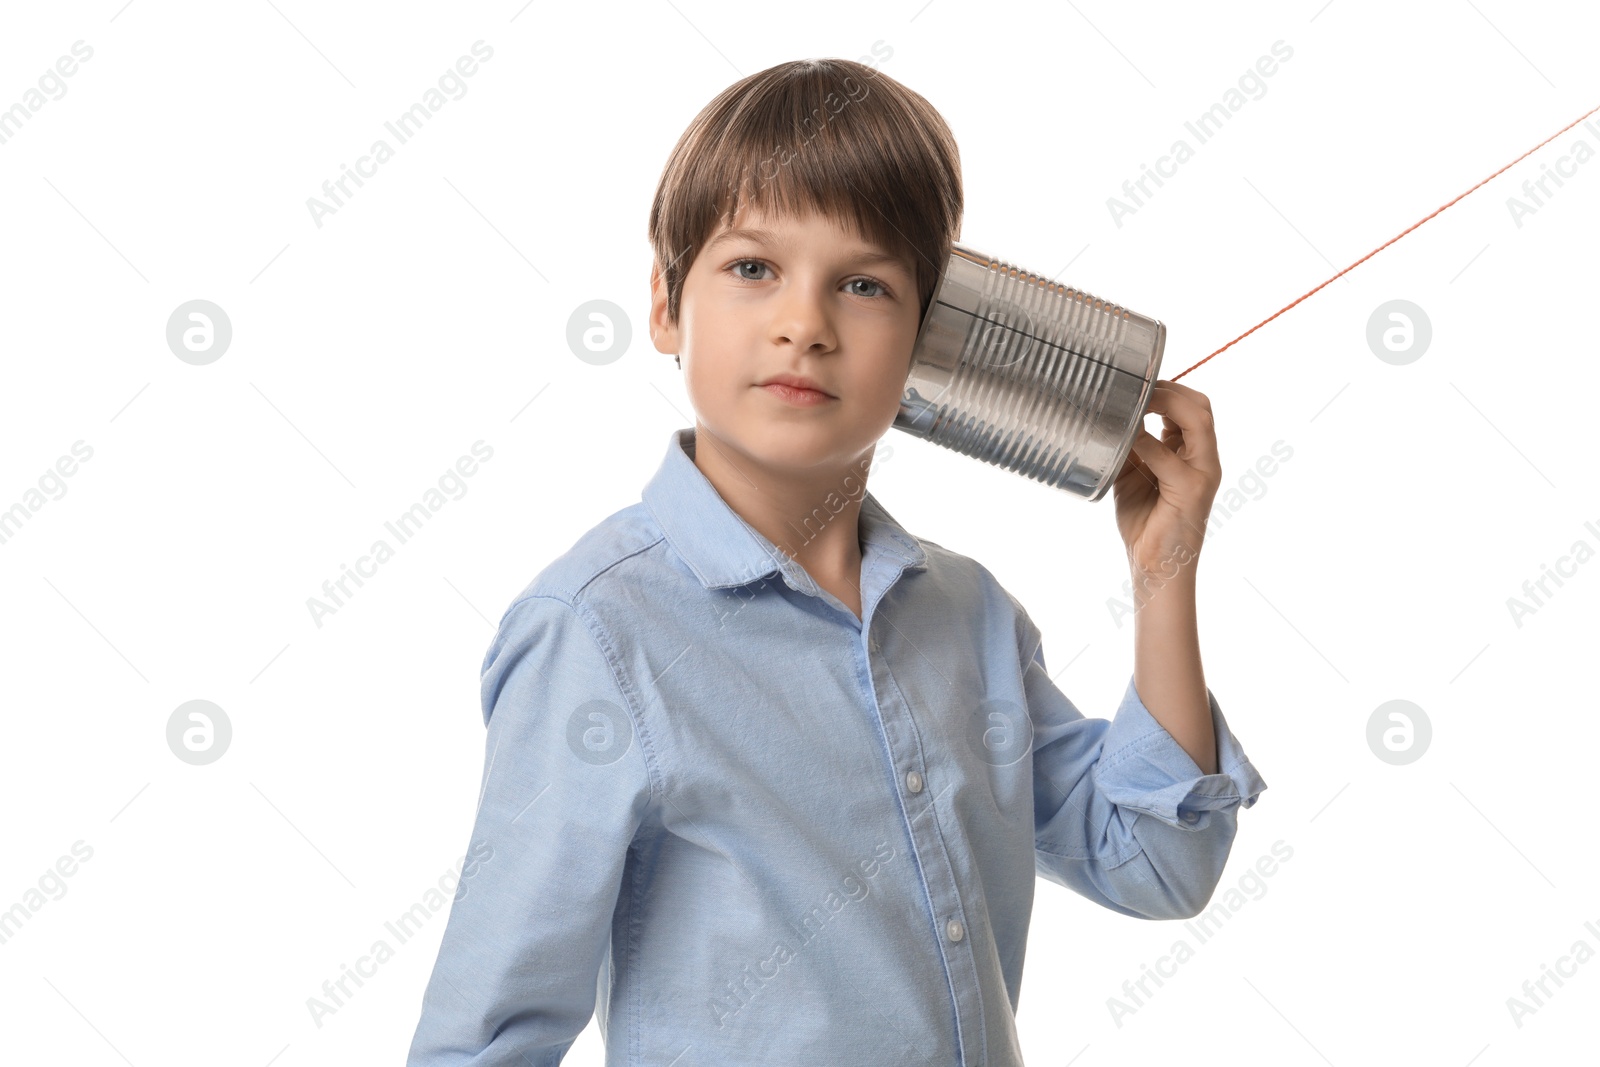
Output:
top-left (1127, 543), bottom-right (1200, 587)
top-left (1127, 555), bottom-right (1197, 620)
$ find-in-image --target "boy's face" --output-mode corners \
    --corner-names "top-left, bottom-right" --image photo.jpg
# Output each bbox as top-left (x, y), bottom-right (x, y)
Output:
top-left (650, 203), bottom-right (923, 480)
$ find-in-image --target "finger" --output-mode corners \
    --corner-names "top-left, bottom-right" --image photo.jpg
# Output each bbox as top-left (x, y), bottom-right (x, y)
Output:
top-left (1127, 428), bottom-right (1205, 492)
top-left (1142, 392), bottom-right (1214, 457)
top-left (1144, 381), bottom-right (1213, 426)
top-left (1116, 440), bottom-right (1156, 487)
top-left (1142, 382), bottom-right (1220, 476)
top-left (1151, 378), bottom-right (1213, 410)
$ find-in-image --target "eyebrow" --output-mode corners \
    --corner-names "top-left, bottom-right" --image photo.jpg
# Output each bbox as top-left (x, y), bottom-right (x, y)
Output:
top-left (705, 226), bottom-right (910, 270)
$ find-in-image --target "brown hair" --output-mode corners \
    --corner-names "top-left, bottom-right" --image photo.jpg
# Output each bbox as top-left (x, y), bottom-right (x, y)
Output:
top-left (648, 57), bottom-right (963, 327)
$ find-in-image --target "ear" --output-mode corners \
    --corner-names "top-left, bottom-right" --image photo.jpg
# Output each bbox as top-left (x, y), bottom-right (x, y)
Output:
top-left (649, 261), bottom-right (680, 356)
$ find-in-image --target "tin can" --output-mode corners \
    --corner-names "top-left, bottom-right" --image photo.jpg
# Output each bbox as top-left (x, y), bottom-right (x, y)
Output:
top-left (895, 242), bottom-right (1166, 501)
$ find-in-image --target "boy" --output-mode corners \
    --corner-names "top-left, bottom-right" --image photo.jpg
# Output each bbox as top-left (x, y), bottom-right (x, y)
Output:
top-left (406, 57), bottom-right (1266, 1066)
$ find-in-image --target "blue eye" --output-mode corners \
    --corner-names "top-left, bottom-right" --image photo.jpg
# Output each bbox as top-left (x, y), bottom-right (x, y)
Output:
top-left (726, 259), bottom-right (890, 299)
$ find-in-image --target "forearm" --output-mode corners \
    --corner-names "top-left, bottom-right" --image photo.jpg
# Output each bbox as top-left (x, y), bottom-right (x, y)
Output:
top-left (1130, 570), bottom-right (1217, 775)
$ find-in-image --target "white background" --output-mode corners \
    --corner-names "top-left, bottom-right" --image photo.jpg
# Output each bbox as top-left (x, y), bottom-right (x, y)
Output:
top-left (2, 1), bottom-right (1597, 1063)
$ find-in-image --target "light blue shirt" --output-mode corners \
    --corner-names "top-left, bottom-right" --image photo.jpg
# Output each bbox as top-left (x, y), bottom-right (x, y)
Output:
top-left (406, 427), bottom-right (1267, 1066)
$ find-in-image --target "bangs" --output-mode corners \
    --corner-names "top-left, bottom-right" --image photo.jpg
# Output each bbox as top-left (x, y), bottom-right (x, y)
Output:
top-left (650, 58), bottom-right (962, 325)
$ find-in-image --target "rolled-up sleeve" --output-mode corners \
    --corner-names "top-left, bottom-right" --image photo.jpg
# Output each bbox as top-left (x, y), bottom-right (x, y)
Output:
top-left (1028, 642), bottom-right (1267, 921)
top-left (405, 594), bottom-right (655, 1066)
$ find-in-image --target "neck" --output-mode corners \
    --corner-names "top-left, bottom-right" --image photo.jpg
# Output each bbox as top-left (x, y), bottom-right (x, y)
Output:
top-left (688, 422), bottom-right (874, 582)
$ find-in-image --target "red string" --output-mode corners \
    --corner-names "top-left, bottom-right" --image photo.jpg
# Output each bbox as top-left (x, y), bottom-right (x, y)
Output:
top-left (1170, 102), bottom-right (1600, 382)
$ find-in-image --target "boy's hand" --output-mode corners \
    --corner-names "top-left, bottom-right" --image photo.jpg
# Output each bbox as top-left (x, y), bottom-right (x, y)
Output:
top-left (1111, 380), bottom-right (1222, 581)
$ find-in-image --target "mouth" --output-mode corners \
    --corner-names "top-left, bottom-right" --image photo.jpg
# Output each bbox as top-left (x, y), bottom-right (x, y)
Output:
top-left (756, 373), bottom-right (837, 406)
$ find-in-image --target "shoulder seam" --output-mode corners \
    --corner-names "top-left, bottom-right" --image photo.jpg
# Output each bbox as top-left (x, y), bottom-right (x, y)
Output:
top-left (570, 533), bottom-right (669, 601)
top-left (505, 591), bottom-right (666, 807)
top-left (514, 530), bottom-right (669, 607)
top-left (970, 556), bottom-right (1043, 675)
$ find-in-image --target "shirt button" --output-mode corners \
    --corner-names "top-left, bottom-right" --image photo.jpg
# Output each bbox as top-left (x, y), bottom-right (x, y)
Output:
top-left (905, 770), bottom-right (923, 794)
top-left (1181, 810), bottom-right (1200, 824)
top-left (947, 919), bottom-right (964, 942)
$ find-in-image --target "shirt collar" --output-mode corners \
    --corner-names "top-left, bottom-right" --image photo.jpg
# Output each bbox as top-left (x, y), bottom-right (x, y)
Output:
top-left (641, 426), bottom-right (927, 592)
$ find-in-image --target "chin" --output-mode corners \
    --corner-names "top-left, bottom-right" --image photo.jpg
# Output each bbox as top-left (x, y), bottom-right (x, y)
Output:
top-left (739, 419), bottom-right (851, 465)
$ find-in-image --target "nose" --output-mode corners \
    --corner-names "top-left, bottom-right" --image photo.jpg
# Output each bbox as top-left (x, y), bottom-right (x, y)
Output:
top-left (769, 277), bottom-right (837, 354)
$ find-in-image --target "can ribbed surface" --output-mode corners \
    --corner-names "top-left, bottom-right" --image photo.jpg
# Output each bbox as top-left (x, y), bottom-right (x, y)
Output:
top-left (895, 244), bottom-right (1165, 501)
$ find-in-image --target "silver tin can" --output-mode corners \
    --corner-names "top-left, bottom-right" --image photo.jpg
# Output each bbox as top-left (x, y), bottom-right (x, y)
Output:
top-left (895, 242), bottom-right (1166, 501)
